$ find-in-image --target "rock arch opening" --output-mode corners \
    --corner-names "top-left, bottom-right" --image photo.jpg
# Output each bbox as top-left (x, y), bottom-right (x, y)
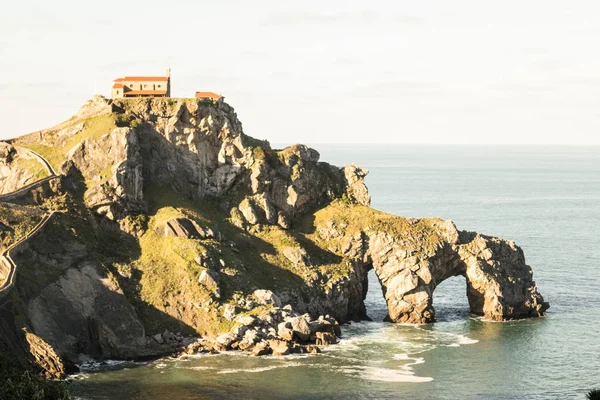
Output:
top-left (359, 224), bottom-right (548, 324)
top-left (431, 275), bottom-right (470, 322)
top-left (364, 268), bottom-right (388, 321)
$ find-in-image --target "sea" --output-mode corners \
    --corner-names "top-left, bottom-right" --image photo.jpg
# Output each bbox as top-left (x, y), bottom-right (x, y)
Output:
top-left (69, 145), bottom-right (600, 400)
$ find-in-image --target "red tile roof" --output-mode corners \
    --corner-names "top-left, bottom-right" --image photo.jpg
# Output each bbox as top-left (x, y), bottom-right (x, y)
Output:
top-left (195, 91), bottom-right (223, 100)
top-left (123, 90), bottom-right (168, 96)
top-left (114, 76), bottom-right (169, 82)
top-left (112, 83), bottom-right (124, 89)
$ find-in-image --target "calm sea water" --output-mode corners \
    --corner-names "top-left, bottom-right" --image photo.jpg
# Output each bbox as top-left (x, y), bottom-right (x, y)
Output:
top-left (69, 145), bottom-right (600, 400)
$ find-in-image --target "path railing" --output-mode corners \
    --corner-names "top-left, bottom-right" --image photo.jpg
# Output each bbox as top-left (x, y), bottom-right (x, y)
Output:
top-left (0, 146), bottom-right (59, 202)
top-left (0, 147), bottom-right (59, 300)
top-left (0, 211), bottom-right (55, 300)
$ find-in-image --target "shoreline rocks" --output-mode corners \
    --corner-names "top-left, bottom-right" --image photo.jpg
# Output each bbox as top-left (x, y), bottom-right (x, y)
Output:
top-left (177, 307), bottom-right (342, 359)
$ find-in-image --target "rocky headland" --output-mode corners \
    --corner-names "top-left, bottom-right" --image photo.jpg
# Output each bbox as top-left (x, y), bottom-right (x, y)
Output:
top-left (0, 96), bottom-right (548, 378)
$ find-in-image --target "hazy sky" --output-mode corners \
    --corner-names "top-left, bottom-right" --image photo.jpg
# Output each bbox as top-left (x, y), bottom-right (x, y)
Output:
top-left (1, 1), bottom-right (599, 144)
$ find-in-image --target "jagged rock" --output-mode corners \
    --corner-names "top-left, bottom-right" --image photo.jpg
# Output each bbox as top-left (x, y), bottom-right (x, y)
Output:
top-left (0, 96), bottom-right (548, 374)
top-left (316, 212), bottom-right (548, 324)
top-left (198, 270), bottom-right (220, 297)
top-left (253, 289), bottom-right (282, 307)
top-left (96, 205), bottom-right (115, 221)
top-left (243, 329), bottom-right (259, 343)
top-left (315, 332), bottom-right (337, 345)
top-left (223, 304), bottom-right (237, 321)
top-left (0, 145), bottom-right (48, 194)
top-left (277, 212), bottom-right (291, 230)
top-left (289, 316), bottom-right (311, 342)
top-left (26, 264), bottom-right (146, 363)
top-left (24, 330), bottom-right (69, 379)
top-left (231, 325), bottom-right (248, 337)
top-left (216, 332), bottom-right (239, 349)
top-left (268, 339), bottom-right (291, 356)
top-left (277, 322), bottom-right (294, 341)
top-left (237, 338), bottom-right (255, 351)
top-left (283, 247), bottom-right (312, 267)
top-left (162, 330), bottom-right (176, 343)
top-left (155, 218), bottom-right (213, 239)
top-left (251, 341), bottom-right (271, 356)
top-left (238, 198), bottom-right (259, 225)
top-left (0, 142), bottom-right (15, 162)
top-left (70, 126), bottom-right (144, 214)
top-left (343, 165), bottom-right (371, 206)
top-left (152, 333), bottom-right (164, 344)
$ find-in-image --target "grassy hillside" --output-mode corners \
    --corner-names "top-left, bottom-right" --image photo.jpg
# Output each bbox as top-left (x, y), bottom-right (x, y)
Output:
top-left (14, 114), bottom-right (116, 172)
top-left (0, 204), bottom-right (45, 250)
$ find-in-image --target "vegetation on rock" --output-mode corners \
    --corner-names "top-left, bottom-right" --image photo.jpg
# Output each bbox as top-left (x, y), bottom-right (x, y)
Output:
top-left (0, 95), bottom-right (547, 380)
top-left (0, 354), bottom-right (68, 400)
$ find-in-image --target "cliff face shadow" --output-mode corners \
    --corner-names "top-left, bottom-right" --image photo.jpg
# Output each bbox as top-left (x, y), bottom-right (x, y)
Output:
top-left (8, 200), bottom-right (200, 367)
top-left (134, 121), bottom-right (327, 301)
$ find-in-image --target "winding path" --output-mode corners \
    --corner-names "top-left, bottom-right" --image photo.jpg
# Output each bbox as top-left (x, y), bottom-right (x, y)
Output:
top-left (0, 147), bottom-right (59, 301)
top-left (0, 147), bottom-right (59, 203)
top-left (0, 212), bottom-right (55, 301)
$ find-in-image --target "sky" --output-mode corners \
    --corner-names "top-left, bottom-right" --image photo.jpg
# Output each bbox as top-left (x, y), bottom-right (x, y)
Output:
top-left (1, 0), bottom-right (599, 145)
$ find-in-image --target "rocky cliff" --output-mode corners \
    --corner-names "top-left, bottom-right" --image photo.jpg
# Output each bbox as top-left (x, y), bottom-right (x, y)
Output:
top-left (0, 96), bottom-right (548, 377)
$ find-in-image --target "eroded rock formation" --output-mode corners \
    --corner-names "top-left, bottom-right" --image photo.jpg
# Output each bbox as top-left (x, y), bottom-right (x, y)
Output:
top-left (0, 96), bottom-right (548, 377)
top-left (0, 143), bottom-right (48, 194)
top-left (312, 207), bottom-right (549, 323)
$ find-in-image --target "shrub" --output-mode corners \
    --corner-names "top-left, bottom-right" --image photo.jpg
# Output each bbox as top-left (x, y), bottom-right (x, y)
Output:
top-left (130, 118), bottom-right (143, 129)
top-left (115, 113), bottom-right (129, 127)
top-left (0, 354), bottom-right (69, 400)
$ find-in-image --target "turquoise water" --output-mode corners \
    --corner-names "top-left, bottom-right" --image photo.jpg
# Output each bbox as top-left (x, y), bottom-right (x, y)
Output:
top-left (69, 145), bottom-right (600, 399)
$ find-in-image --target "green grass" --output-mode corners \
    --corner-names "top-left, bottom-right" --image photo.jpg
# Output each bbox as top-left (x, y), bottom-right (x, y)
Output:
top-left (300, 201), bottom-right (446, 260)
top-left (12, 157), bottom-right (48, 181)
top-left (17, 114), bottom-right (116, 172)
top-left (0, 204), bottom-right (44, 249)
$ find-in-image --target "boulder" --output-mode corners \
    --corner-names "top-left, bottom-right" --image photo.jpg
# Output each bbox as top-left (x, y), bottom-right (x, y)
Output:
top-left (289, 316), bottom-right (311, 342)
top-left (155, 218), bottom-right (213, 240)
top-left (152, 333), bottom-right (164, 344)
top-left (253, 289), bottom-right (282, 307)
top-left (251, 341), bottom-right (272, 356)
top-left (231, 325), bottom-right (248, 338)
top-left (237, 339), bottom-right (255, 351)
top-left (268, 339), bottom-right (291, 356)
top-left (223, 304), bottom-right (237, 321)
top-left (198, 269), bottom-right (220, 296)
top-left (277, 322), bottom-right (294, 341)
top-left (239, 198), bottom-right (259, 225)
top-left (315, 332), bottom-right (337, 345)
top-left (162, 330), bottom-right (176, 343)
top-left (282, 247), bottom-right (312, 267)
top-left (216, 332), bottom-right (239, 349)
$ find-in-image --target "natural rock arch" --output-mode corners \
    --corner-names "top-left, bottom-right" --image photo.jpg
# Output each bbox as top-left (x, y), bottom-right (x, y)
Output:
top-left (316, 215), bottom-right (549, 324)
top-left (367, 224), bottom-right (548, 323)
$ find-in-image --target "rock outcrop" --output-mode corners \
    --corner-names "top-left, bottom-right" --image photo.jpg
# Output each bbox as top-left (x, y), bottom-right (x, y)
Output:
top-left (0, 143), bottom-right (48, 194)
top-left (311, 206), bottom-right (549, 323)
top-left (0, 96), bottom-right (548, 377)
